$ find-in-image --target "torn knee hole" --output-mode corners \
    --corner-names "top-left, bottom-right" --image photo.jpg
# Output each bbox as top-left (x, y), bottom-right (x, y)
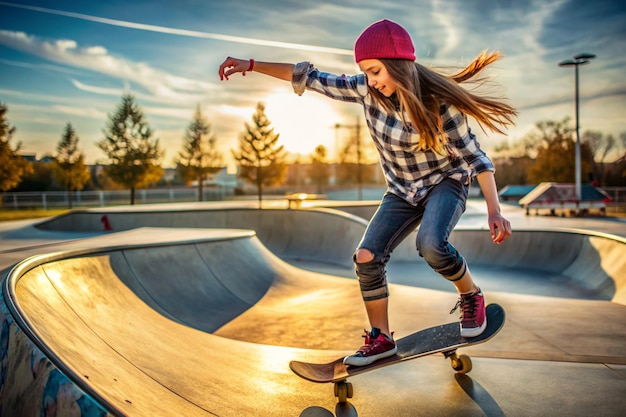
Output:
top-left (354, 248), bottom-right (375, 264)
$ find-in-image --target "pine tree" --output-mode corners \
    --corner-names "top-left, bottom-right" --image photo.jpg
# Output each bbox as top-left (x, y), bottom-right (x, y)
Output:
top-left (54, 123), bottom-right (91, 208)
top-left (175, 106), bottom-right (223, 201)
top-left (232, 102), bottom-right (287, 207)
top-left (98, 95), bottom-right (163, 204)
top-left (0, 102), bottom-right (32, 191)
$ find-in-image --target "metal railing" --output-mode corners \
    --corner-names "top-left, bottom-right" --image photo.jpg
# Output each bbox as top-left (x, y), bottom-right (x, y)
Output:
top-left (1, 186), bottom-right (235, 210)
top-left (2, 185), bottom-right (624, 212)
top-left (603, 187), bottom-right (626, 214)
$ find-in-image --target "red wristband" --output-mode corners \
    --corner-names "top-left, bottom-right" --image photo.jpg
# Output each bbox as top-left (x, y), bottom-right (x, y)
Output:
top-left (248, 59), bottom-right (255, 72)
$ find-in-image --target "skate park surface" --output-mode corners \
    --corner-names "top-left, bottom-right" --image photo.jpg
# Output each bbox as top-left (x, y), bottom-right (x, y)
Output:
top-left (1, 199), bottom-right (625, 416)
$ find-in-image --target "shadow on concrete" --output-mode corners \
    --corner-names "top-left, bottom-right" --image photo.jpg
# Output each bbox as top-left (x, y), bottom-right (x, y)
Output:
top-left (299, 406), bottom-right (335, 416)
top-left (298, 403), bottom-right (359, 417)
top-left (455, 374), bottom-right (505, 417)
top-left (335, 402), bottom-right (359, 417)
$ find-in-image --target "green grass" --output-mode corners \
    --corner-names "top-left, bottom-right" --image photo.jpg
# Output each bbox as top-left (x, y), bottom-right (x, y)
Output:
top-left (0, 208), bottom-right (69, 222)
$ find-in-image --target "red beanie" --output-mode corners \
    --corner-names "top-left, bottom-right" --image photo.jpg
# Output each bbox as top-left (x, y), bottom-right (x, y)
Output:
top-left (354, 19), bottom-right (416, 63)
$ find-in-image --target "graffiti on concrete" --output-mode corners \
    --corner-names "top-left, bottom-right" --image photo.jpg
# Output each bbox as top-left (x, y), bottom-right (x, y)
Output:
top-left (0, 304), bottom-right (111, 416)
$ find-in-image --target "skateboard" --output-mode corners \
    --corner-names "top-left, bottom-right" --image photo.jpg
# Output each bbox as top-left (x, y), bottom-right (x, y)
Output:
top-left (289, 303), bottom-right (505, 403)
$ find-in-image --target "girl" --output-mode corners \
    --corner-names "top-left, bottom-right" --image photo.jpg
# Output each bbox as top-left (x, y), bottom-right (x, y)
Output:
top-left (219, 19), bottom-right (515, 366)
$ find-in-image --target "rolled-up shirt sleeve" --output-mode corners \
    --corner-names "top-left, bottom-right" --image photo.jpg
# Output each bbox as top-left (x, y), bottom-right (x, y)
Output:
top-left (291, 61), bottom-right (367, 103)
top-left (292, 61), bottom-right (312, 96)
top-left (462, 129), bottom-right (495, 175)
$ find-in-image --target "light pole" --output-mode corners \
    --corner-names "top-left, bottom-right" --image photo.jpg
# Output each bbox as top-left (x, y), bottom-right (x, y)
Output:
top-left (558, 52), bottom-right (596, 203)
top-left (335, 117), bottom-right (364, 200)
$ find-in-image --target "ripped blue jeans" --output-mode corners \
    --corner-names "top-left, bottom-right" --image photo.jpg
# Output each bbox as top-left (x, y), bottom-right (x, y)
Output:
top-left (354, 178), bottom-right (468, 301)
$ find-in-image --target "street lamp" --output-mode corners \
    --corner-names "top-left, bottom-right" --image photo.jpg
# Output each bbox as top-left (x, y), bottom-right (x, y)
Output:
top-left (558, 52), bottom-right (596, 204)
top-left (335, 117), bottom-right (364, 200)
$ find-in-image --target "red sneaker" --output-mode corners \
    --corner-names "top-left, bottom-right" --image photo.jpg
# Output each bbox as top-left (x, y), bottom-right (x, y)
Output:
top-left (343, 328), bottom-right (397, 366)
top-left (451, 287), bottom-right (487, 337)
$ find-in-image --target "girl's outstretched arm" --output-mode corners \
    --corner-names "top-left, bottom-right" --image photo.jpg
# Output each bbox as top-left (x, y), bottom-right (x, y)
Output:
top-left (218, 57), bottom-right (294, 81)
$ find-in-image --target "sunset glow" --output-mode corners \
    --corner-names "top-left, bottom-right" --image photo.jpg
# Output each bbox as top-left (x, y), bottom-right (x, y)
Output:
top-left (264, 90), bottom-right (346, 161)
top-left (1, 1), bottom-right (624, 166)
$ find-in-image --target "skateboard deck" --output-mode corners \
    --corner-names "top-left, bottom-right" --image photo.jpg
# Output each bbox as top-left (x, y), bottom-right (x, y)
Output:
top-left (290, 303), bottom-right (505, 387)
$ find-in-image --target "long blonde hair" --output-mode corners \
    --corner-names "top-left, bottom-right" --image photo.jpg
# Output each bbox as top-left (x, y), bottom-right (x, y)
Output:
top-left (371, 51), bottom-right (517, 154)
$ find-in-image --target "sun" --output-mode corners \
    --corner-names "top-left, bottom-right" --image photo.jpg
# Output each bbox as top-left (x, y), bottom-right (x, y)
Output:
top-left (263, 90), bottom-right (344, 161)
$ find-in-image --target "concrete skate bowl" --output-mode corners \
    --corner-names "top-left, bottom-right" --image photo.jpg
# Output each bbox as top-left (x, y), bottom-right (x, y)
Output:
top-left (2, 207), bottom-right (625, 416)
top-left (389, 226), bottom-right (626, 304)
top-left (35, 207), bottom-right (370, 269)
top-left (35, 207), bottom-right (626, 304)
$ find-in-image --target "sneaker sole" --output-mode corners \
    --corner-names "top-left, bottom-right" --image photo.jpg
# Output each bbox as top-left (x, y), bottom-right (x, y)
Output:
top-left (343, 346), bottom-right (398, 367)
top-left (460, 319), bottom-right (487, 338)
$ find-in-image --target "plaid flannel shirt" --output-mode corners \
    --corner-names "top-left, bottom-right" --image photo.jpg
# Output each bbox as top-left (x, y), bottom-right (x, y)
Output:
top-left (292, 62), bottom-right (495, 205)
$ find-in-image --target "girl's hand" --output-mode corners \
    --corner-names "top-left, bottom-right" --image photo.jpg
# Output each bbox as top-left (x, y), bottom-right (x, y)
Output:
top-left (488, 213), bottom-right (511, 244)
top-left (218, 57), bottom-right (252, 80)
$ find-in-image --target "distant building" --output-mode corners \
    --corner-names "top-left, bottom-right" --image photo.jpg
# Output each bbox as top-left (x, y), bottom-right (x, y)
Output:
top-left (518, 182), bottom-right (611, 216)
top-left (499, 185), bottom-right (536, 202)
top-left (19, 153), bottom-right (55, 163)
top-left (190, 167), bottom-right (240, 189)
top-left (19, 153), bottom-right (37, 162)
top-left (161, 168), bottom-right (177, 183)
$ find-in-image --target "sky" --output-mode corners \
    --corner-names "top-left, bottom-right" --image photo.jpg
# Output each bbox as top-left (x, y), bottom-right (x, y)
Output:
top-left (1, 0), bottom-right (625, 169)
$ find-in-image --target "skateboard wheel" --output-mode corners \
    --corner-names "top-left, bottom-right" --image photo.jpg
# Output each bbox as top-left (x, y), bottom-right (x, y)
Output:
top-left (334, 381), bottom-right (353, 403)
top-left (451, 354), bottom-right (472, 373)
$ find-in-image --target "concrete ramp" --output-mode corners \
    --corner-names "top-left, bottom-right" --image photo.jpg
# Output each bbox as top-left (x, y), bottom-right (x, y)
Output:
top-left (6, 229), bottom-right (369, 416)
top-left (111, 232), bottom-right (283, 332)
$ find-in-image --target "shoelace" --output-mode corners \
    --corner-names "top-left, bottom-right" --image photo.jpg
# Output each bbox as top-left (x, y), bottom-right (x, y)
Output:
top-left (450, 293), bottom-right (478, 319)
top-left (355, 329), bottom-right (374, 353)
top-left (358, 329), bottom-right (393, 354)
top-left (361, 329), bottom-right (375, 345)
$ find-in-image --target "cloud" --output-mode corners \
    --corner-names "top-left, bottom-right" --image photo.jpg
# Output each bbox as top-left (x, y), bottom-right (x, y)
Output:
top-left (0, 57), bottom-right (85, 75)
top-left (51, 105), bottom-right (106, 119)
top-left (519, 0), bottom-right (567, 56)
top-left (0, 30), bottom-right (217, 102)
top-left (431, 0), bottom-right (460, 57)
top-left (0, 88), bottom-right (105, 107)
top-left (143, 105), bottom-right (197, 122)
top-left (70, 79), bottom-right (123, 97)
top-left (7, 102), bottom-right (104, 122)
top-left (0, 1), bottom-right (352, 55)
top-left (70, 79), bottom-right (208, 106)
